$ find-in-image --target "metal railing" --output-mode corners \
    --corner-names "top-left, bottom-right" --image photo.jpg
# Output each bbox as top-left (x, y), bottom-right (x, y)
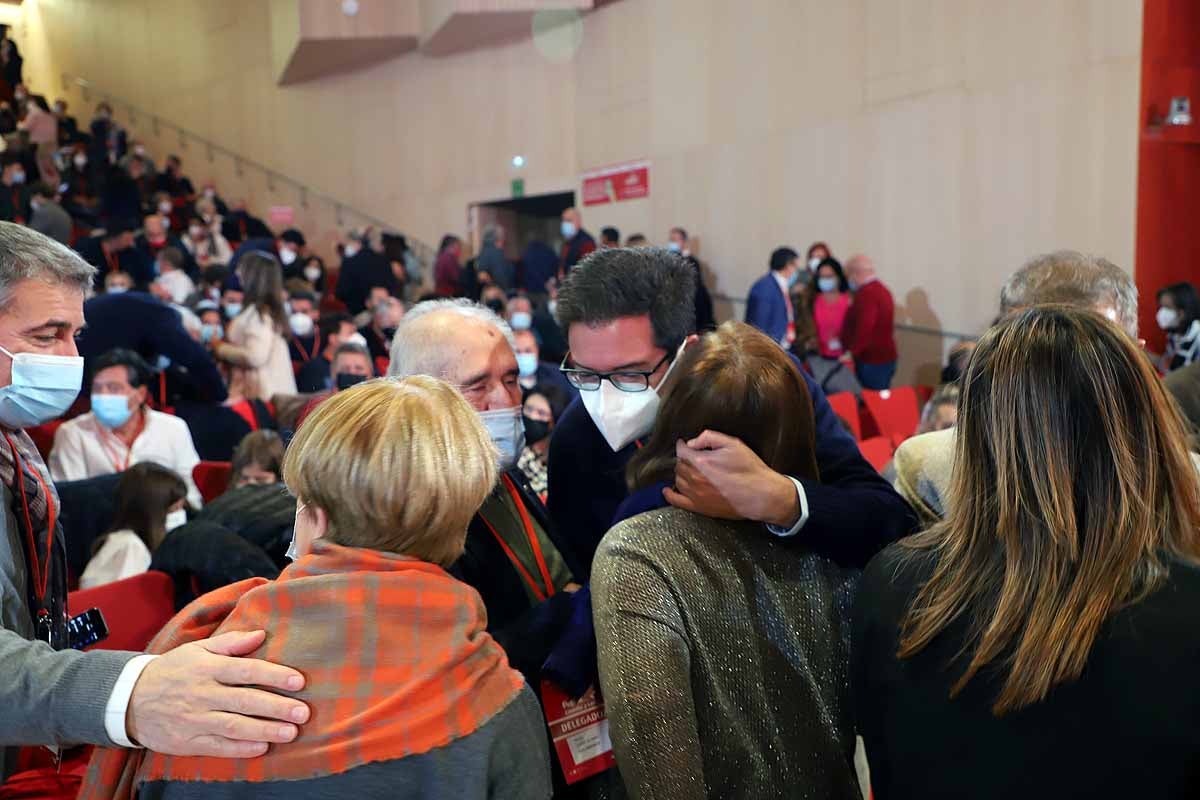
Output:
top-left (59, 73), bottom-right (438, 268)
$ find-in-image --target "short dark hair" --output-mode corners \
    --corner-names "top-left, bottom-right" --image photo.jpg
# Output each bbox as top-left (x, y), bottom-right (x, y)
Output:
top-left (93, 348), bottom-right (151, 388)
top-left (601, 226), bottom-right (620, 244)
top-left (530, 383), bottom-right (570, 423)
top-left (318, 312), bottom-right (353, 342)
top-left (289, 289), bottom-right (318, 305)
top-left (556, 247), bottom-right (697, 350)
top-left (0, 153), bottom-right (21, 170)
top-left (438, 234), bottom-right (460, 253)
top-left (30, 181), bottom-right (54, 200)
top-left (280, 228), bottom-right (306, 247)
top-left (167, 154), bottom-right (182, 166)
top-left (201, 264), bottom-right (229, 287)
top-left (1158, 282), bottom-right (1200, 331)
top-left (770, 247), bottom-right (798, 272)
top-left (670, 227), bottom-right (688, 241)
top-left (159, 246), bottom-right (185, 270)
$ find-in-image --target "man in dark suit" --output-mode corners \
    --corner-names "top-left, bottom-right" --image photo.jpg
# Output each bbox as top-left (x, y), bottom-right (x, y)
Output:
top-left (386, 298), bottom-right (584, 687)
top-left (745, 246), bottom-right (801, 348)
top-left (335, 228), bottom-right (397, 314)
top-left (0, 155), bottom-right (29, 224)
top-left (28, 182), bottom-right (72, 245)
top-left (557, 206), bottom-right (596, 279)
top-left (513, 328), bottom-right (578, 402)
top-left (668, 227), bottom-right (715, 331)
top-left (76, 220), bottom-right (155, 291)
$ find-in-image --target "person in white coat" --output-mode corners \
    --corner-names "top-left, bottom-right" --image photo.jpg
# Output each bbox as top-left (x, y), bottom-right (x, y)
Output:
top-left (212, 251), bottom-right (297, 401)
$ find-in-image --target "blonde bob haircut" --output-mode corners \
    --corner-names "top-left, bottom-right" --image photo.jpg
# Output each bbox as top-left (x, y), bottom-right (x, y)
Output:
top-left (282, 376), bottom-right (499, 566)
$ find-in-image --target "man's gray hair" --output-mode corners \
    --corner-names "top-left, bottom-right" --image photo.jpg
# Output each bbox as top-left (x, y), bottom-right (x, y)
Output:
top-left (0, 221), bottom-right (96, 311)
top-left (1000, 250), bottom-right (1137, 337)
top-left (483, 224), bottom-right (504, 246)
top-left (387, 298), bottom-right (515, 379)
top-left (333, 341), bottom-right (372, 363)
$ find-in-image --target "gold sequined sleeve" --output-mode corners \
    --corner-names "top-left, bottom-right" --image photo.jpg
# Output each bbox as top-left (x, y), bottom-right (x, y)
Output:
top-left (593, 535), bottom-right (707, 800)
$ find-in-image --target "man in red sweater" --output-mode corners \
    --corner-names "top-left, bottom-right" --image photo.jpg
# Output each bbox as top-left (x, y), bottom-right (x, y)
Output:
top-left (843, 254), bottom-right (898, 389)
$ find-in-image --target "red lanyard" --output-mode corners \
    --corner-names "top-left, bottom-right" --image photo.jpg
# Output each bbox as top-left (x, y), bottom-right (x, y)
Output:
top-left (98, 409), bottom-right (145, 473)
top-left (480, 474), bottom-right (556, 602)
top-left (104, 247), bottom-right (119, 273)
top-left (4, 433), bottom-right (55, 601)
top-left (290, 330), bottom-right (320, 362)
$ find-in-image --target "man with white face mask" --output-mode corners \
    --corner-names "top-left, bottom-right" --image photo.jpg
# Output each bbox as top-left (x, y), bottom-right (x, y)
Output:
top-left (388, 298), bottom-right (583, 686)
top-left (0, 222), bottom-right (310, 780)
top-left (549, 247), bottom-right (917, 579)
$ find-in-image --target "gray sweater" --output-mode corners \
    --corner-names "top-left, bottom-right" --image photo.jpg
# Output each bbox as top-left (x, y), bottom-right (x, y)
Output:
top-left (0, 482), bottom-right (137, 779)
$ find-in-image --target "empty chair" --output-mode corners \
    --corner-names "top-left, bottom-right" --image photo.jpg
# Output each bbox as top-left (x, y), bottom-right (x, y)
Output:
top-left (861, 386), bottom-right (920, 443)
top-left (826, 391), bottom-right (862, 440)
top-left (191, 461), bottom-right (232, 504)
top-left (858, 436), bottom-right (894, 474)
top-left (66, 571), bottom-right (175, 652)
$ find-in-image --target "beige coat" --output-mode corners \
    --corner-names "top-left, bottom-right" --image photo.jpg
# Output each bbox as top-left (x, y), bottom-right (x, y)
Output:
top-left (219, 306), bottom-right (297, 401)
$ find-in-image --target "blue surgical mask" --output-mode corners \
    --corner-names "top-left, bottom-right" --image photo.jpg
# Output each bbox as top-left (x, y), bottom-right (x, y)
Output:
top-left (848, 281), bottom-right (859, 292)
top-left (509, 312), bottom-right (532, 331)
top-left (787, 270), bottom-right (802, 289)
top-left (818, 277), bottom-right (838, 293)
top-left (516, 352), bottom-right (539, 378)
top-left (666, 241), bottom-right (681, 253)
top-left (478, 406), bottom-right (525, 471)
top-left (0, 345), bottom-right (84, 429)
top-left (561, 221), bottom-right (577, 239)
top-left (223, 302), bottom-right (242, 318)
top-left (547, 300), bottom-right (558, 317)
top-left (200, 324), bottom-right (219, 343)
top-left (91, 393), bottom-right (133, 429)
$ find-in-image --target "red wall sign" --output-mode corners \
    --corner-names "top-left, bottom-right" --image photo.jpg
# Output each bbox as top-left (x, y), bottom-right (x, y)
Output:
top-left (268, 205), bottom-right (295, 227)
top-left (582, 159), bottom-right (650, 206)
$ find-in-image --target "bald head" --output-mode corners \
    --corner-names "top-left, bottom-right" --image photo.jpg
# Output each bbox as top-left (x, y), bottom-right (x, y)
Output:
top-left (845, 254), bottom-right (876, 285)
top-left (387, 299), bottom-right (520, 411)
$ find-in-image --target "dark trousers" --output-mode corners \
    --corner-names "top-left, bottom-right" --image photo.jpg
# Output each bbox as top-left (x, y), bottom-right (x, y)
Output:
top-left (856, 360), bottom-right (897, 391)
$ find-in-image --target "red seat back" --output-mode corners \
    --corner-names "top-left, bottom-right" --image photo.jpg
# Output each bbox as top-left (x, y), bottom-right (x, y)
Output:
top-left (861, 386), bottom-right (920, 443)
top-left (826, 392), bottom-right (862, 440)
top-left (858, 436), bottom-right (895, 474)
top-left (193, 461), bottom-right (232, 503)
top-left (374, 355), bottom-right (389, 376)
top-left (914, 384), bottom-right (934, 409)
top-left (67, 570), bottom-right (175, 652)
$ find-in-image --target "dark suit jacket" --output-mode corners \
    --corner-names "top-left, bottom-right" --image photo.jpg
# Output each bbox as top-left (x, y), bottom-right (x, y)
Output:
top-left (335, 249), bottom-right (396, 314)
top-left (78, 292), bottom-right (228, 402)
top-left (745, 272), bottom-right (790, 343)
top-left (450, 469), bottom-right (584, 686)
top-left (0, 183), bottom-right (30, 224)
top-left (76, 236), bottom-right (155, 290)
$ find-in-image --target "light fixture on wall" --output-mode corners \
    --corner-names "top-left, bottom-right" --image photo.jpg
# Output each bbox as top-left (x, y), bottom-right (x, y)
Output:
top-left (342, 0), bottom-right (359, 17)
top-left (512, 155), bottom-right (525, 168)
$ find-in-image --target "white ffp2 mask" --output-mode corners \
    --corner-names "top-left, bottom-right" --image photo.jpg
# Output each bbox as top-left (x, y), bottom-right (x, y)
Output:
top-left (580, 342), bottom-right (685, 452)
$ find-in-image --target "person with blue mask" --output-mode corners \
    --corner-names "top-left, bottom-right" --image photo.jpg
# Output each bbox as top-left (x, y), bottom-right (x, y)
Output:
top-left (513, 328), bottom-right (578, 402)
top-left (48, 348), bottom-right (204, 508)
top-left (557, 206), bottom-right (596, 280)
top-left (387, 298), bottom-right (585, 699)
top-left (745, 246), bottom-right (803, 348)
top-left (0, 222), bottom-right (311, 782)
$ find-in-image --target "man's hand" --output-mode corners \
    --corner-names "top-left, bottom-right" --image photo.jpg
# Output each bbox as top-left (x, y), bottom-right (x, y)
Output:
top-left (663, 430), bottom-right (800, 528)
top-left (127, 630), bottom-right (310, 758)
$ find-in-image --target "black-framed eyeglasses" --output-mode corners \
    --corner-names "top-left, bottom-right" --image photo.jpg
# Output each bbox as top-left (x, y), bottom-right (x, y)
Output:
top-left (560, 350), bottom-right (672, 393)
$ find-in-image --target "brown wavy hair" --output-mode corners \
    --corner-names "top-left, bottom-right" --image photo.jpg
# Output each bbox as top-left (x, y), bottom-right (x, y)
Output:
top-left (627, 321), bottom-right (819, 491)
top-left (898, 305), bottom-right (1200, 714)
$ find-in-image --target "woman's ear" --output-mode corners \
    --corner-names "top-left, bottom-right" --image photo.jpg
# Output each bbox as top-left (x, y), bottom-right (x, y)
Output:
top-left (310, 504), bottom-right (329, 542)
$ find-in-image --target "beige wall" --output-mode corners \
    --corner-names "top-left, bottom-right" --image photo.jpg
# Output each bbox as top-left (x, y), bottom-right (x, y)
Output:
top-left (12, 0), bottom-right (1141, 382)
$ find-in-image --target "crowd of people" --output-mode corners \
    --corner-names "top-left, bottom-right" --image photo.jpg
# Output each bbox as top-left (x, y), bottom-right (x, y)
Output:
top-left (0, 57), bottom-right (1198, 798)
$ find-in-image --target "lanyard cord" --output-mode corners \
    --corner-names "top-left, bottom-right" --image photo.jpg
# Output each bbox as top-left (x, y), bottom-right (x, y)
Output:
top-left (479, 475), bottom-right (556, 602)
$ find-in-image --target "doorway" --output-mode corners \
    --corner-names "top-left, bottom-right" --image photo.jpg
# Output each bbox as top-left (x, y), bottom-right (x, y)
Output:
top-left (470, 190), bottom-right (575, 266)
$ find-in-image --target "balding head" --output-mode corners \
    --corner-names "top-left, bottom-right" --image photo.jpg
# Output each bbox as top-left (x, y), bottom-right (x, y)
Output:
top-left (387, 299), bottom-right (520, 411)
top-left (845, 254), bottom-right (876, 285)
top-left (1000, 250), bottom-right (1136, 337)
top-left (562, 207), bottom-right (581, 227)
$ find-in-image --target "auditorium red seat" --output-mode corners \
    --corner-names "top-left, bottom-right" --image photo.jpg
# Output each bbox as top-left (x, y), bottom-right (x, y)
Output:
top-left (826, 392), bottom-right (862, 440)
top-left (375, 355), bottom-right (389, 376)
top-left (193, 461), bottom-right (232, 503)
top-left (861, 387), bottom-right (920, 443)
top-left (27, 420), bottom-right (63, 462)
top-left (858, 436), bottom-right (895, 474)
top-left (914, 384), bottom-right (934, 409)
top-left (67, 570), bottom-right (175, 652)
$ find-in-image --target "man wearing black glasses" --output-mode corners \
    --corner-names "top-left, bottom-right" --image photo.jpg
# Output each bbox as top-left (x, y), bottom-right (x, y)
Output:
top-left (548, 247), bottom-right (917, 578)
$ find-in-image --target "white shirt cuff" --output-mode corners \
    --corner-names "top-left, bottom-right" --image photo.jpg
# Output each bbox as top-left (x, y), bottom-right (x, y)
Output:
top-left (765, 476), bottom-right (809, 538)
top-left (104, 654), bottom-right (158, 748)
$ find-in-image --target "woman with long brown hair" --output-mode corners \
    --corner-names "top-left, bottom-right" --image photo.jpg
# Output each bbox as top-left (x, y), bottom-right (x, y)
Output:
top-left (592, 321), bottom-right (861, 800)
top-left (213, 250), bottom-right (296, 400)
top-left (853, 305), bottom-right (1200, 798)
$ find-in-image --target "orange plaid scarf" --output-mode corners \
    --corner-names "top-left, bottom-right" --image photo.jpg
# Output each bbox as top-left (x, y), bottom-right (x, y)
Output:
top-left (80, 540), bottom-right (524, 798)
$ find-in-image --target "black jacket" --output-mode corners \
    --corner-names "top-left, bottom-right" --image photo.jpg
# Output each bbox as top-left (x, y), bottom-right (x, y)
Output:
top-left (76, 236), bottom-right (155, 290)
top-left (335, 249), bottom-right (396, 314)
top-left (195, 483), bottom-right (296, 566)
top-left (0, 183), bottom-right (30, 224)
top-left (151, 521), bottom-right (279, 611)
top-left (450, 469), bottom-right (584, 686)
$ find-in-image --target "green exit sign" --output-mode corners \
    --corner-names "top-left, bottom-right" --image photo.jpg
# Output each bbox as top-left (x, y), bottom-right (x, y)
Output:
top-left (511, 178), bottom-right (525, 198)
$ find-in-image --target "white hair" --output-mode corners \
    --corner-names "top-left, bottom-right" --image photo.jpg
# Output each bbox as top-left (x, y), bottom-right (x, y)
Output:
top-left (387, 298), bottom-right (516, 379)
